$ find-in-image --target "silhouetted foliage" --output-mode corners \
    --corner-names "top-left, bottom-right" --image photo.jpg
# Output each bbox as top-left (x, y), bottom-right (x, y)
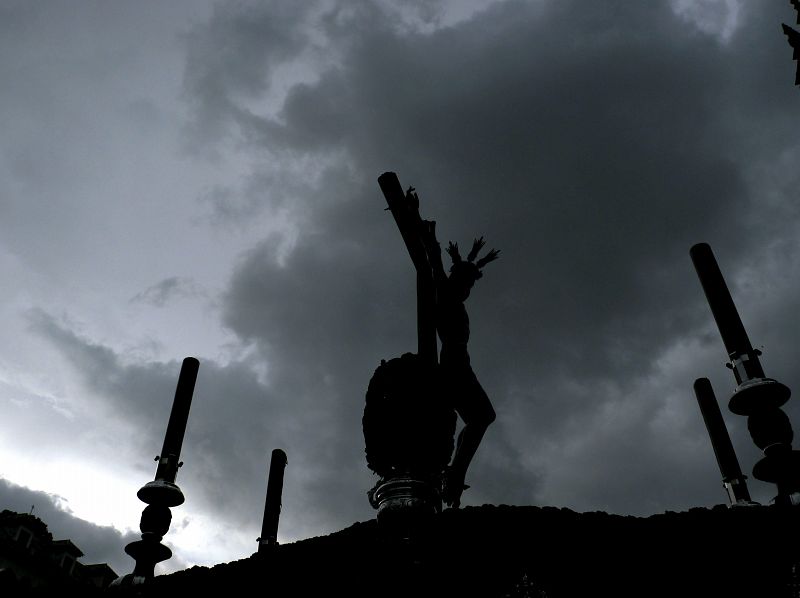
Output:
top-left (363, 353), bottom-right (456, 477)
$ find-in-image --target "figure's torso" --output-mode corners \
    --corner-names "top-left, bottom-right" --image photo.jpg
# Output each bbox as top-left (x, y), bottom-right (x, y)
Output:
top-left (437, 288), bottom-right (470, 366)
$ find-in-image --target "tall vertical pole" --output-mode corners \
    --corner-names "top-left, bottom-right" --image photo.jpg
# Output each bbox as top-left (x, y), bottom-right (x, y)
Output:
top-left (378, 172), bottom-right (437, 367)
top-left (258, 449), bottom-right (288, 553)
top-left (694, 378), bottom-right (753, 505)
top-left (690, 243), bottom-right (789, 414)
top-left (153, 358), bottom-right (199, 484)
top-left (116, 357), bottom-right (200, 586)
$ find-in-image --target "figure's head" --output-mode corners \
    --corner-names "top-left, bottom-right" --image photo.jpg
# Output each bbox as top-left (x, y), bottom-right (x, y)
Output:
top-left (446, 237), bottom-right (500, 300)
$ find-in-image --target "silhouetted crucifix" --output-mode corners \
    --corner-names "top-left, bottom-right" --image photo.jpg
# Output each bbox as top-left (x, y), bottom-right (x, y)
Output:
top-left (378, 172), bottom-right (499, 508)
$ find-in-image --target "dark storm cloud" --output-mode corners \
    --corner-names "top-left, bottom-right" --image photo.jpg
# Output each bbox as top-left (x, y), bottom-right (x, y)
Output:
top-left (176, 0), bottom-right (800, 517)
top-left (182, 2), bottom-right (317, 149)
top-left (221, 196), bottom-right (422, 517)
top-left (0, 478), bottom-right (140, 576)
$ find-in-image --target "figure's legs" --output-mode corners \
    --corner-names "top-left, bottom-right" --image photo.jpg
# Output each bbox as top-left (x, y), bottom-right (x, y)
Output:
top-left (443, 369), bottom-right (495, 508)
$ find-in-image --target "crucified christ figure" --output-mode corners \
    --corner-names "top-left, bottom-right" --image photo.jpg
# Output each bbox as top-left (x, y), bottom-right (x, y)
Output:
top-left (420, 217), bottom-right (499, 508)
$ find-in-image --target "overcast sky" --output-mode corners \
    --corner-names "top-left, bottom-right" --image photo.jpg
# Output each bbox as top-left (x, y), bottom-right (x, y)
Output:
top-left (0, 0), bottom-right (798, 577)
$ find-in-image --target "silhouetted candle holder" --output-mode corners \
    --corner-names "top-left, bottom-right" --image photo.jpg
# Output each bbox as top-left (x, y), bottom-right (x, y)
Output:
top-left (114, 357), bottom-right (200, 585)
top-left (691, 243), bottom-right (800, 506)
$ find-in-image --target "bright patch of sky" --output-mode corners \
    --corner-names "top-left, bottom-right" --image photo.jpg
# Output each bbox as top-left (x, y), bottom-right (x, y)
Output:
top-left (670, 0), bottom-right (743, 43)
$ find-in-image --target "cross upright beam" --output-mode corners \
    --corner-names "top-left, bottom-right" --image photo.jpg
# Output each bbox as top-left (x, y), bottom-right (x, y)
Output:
top-left (378, 172), bottom-right (437, 367)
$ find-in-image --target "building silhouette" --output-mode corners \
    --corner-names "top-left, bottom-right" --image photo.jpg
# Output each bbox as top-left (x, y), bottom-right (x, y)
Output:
top-left (0, 509), bottom-right (117, 592)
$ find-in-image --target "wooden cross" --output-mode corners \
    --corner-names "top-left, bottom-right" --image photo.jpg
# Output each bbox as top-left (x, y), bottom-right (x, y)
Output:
top-left (377, 172), bottom-right (438, 367)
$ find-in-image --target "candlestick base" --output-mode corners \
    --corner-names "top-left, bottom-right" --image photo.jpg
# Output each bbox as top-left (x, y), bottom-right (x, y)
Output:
top-left (369, 475), bottom-right (441, 542)
top-left (137, 480), bottom-right (185, 507)
top-left (729, 378), bottom-right (790, 415)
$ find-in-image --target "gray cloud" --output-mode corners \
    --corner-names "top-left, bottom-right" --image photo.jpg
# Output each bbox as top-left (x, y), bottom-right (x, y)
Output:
top-left (181, 2), bottom-right (318, 151)
top-left (131, 277), bottom-right (204, 307)
top-left (28, 307), bottom-right (373, 545)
